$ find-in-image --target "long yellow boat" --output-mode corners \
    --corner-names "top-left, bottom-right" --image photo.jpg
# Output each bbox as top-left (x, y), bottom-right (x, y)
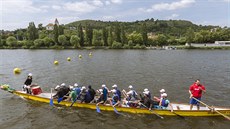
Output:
top-left (1, 85), bottom-right (230, 118)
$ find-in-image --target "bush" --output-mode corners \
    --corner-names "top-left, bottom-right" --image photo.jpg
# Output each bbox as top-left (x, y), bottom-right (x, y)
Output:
top-left (34, 39), bottom-right (44, 47)
top-left (112, 41), bottom-right (123, 49)
top-left (123, 44), bottom-right (130, 49)
top-left (6, 36), bottom-right (17, 47)
top-left (133, 44), bottom-right (141, 49)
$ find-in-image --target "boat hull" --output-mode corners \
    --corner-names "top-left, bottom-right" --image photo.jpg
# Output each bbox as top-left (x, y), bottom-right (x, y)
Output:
top-left (12, 91), bottom-right (230, 117)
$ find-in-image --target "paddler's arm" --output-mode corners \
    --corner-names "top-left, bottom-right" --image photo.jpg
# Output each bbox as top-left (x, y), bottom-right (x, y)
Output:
top-left (113, 100), bottom-right (120, 107)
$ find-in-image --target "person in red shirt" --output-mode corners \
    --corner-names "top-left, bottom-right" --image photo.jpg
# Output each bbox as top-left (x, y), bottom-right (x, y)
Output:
top-left (189, 79), bottom-right (206, 110)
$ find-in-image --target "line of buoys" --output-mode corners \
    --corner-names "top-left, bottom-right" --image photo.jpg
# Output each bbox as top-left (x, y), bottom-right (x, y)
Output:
top-left (13, 53), bottom-right (93, 74)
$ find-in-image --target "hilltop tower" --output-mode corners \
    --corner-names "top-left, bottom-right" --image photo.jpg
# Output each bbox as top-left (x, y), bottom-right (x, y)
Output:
top-left (55, 18), bottom-right (59, 26)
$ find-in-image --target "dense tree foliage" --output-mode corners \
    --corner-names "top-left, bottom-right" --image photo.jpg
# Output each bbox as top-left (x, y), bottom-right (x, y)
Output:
top-left (1, 19), bottom-right (230, 49)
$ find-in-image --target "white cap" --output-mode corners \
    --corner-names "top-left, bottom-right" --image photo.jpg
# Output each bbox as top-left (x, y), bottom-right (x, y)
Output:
top-left (99, 89), bottom-right (103, 93)
top-left (111, 89), bottom-right (116, 93)
top-left (61, 83), bottom-right (66, 87)
top-left (162, 93), bottom-right (167, 97)
top-left (28, 73), bottom-right (33, 76)
top-left (160, 89), bottom-right (165, 93)
top-left (81, 86), bottom-right (86, 90)
top-left (55, 85), bottom-right (60, 90)
top-left (74, 83), bottom-right (78, 87)
top-left (143, 91), bottom-right (149, 95)
top-left (102, 84), bottom-right (106, 88)
top-left (112, 84), bottom-right (117, 88)
top-left (69, 85), bottom-right (74, 90)
top-left (144, 88), bottom-right (149, 92)
top-left (128, 85), bottom-right (133, 89)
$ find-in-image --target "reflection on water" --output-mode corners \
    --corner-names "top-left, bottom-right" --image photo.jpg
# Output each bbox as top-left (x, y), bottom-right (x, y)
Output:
top-left (0, 50), bottom-right (230, 129)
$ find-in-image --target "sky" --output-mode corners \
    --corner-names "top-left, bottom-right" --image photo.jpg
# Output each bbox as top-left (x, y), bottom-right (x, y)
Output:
top-left (0, 0), bottom-right (229, 31)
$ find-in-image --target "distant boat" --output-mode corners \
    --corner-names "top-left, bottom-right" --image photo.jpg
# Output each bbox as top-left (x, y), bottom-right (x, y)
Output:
top-left (1, 85), bottom-right (230, 117)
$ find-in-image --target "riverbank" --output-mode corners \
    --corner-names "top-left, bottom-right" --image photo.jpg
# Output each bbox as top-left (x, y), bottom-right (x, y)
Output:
top-left (1, 45), bottom-right (230, 50)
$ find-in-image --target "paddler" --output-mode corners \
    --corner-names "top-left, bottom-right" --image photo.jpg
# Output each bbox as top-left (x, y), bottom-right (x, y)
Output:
top-left (109, 89), bottom-right (120, 107)
top-left (189, 79), bottom-right (206, 110)
top-left (23, 73), bottom-right (33, 94)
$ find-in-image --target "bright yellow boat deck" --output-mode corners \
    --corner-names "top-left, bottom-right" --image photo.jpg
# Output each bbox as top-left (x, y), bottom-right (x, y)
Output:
top-left (12, 91), bottom-right (230, 117)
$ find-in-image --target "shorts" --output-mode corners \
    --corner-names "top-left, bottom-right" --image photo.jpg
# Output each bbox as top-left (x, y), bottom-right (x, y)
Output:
top-left (190, 97), bottom-right (201, 105)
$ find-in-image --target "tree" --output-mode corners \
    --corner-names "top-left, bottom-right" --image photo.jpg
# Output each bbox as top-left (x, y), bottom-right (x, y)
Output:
top-left (85, 24), bottom-right (93, 46)
top-left (70, 35), bottom-right (80, 48)
top-left (77, 24), bottom-right (84, 46)
top-left (27, 22), bottom-right (38, 41)
top-left (43, 37), bottom-right (54, 47)
top-left (156, 34), bottom-right (167, 46)
top-left (34, 39), bottom-right (44, 47)
top-left (141, 23), bottom-right (148, 46)
top-left (127, 31), bottom-right (143, 45)
top-left (58, 35), bottom-right (68, 46)
top-left (120, 24), bottom-right (127, 45)
top-left (108, 26), bottom-right (114, 46)
top-left (102, 27), bottom-right (108, 46)
top-left (6, 36), bottom-right (17, 47)
top-left (185, 28), bottom-right (195, 46)
top-left (38, 23), bottom-right (43, 31)
top-left (53, 24), bottom-right (59, 45)
top-left (114, 24), bottom-right (121, 42)
top-left (92, 29), bottom-right (103, 46)
top-left (58, 25), bottom-right (64, 35)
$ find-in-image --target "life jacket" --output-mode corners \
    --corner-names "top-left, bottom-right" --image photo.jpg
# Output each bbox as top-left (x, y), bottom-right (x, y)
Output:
top-left (85, 91), bottom-right (91, 103)
top-left (112, 94), bottom-right (119, 103)
top-left (116, 89), bottom-right (121, 101)
top-left (103, 88), bottom-right (108, 100)
top-left (161, 98), bottom-right (169, 107)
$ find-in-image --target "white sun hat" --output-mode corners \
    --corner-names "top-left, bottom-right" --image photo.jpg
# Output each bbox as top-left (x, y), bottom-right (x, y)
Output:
top-left (161, 93), bottom-right (167, 97)
top-left (144, 88), bottom-right (149, 92)
top-left (28, 73), bottom-right (33, 76)
top-left (61, 83), bottom-right (66, 87)
top-left (112, 84), bottom-right (117, 88)
top-left (111, 89), bottom-right (117, 93)
top-left (143, 91), bottom-right (149, 95)
top-left (69, 85), bottom-right (74, 90)
top-left (102, 84), bottom-right (106, 88)
top-left (160, 89), bottom-right (165, 93)
top-left (128, 85), bottom-right (133, 89)
top-left (99, 89), bottom-right (103, 92)
top-left (55, 85), bottom-right (60, 90)
top-left (74, 83), bottom-right (78, 87)
top-left (81, 86), bottom-right (86, 90)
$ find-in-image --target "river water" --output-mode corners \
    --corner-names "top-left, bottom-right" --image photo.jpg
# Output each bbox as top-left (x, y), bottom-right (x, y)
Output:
top-left (0, 49), bottom-right (230, 129)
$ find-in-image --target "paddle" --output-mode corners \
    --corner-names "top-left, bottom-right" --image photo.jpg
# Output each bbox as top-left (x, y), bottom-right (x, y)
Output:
top-left (192, 97), bottom-right (230, 121)
top-left (96, 105), bottom-right (101, 113)
top-left (70, 98), bottom-right (77, 107)
top-left (49, 88), bottom-right (54, 106)
top-left (139, 102), bottom-right (164, 119)
top-left (113, 107), bottom-right (123, 115)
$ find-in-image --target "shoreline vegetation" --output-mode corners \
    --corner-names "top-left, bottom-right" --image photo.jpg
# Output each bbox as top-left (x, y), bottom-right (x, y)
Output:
top-left (1, 19), bottom-right (230, 50)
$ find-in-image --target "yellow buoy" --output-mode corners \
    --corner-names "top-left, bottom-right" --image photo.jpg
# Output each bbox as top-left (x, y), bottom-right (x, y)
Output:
top-left (67, 57), bottom-right (71, 61)
top-left (89, 52), bottom-right (92, 56)
top-left (78, 55), bottom-right (82, 58)
top-left (54, 60), bottom-right (59, 65)
top-left (14, 68), bottom-right (21, 74)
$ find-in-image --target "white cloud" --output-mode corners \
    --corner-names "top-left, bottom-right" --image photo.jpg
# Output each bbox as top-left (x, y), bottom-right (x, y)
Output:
top-left (92, 0), bottom-right (104, 6)
top-left (223, 0), bottom-right (230, 2)
top-left (141, 0), bottom-right (195, 12)
top-left (1, 0), bottom-right (45, 13)
top-left (167, 14), bottom-right (179, 19)
top-left (110, 0), bottom-right (123, 4)
top-left (64, 1), bottom-right (96, 13)
top-left (52, 5), bottom-right (62, 10)
top-left (102, 15), bottom-right (116, 20)
top-left (105, 1), bottom-right (111, 5)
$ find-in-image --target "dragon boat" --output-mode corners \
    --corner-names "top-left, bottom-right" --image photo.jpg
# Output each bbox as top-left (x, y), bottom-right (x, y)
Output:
top-left (1, 84), bottom-right (230, 118)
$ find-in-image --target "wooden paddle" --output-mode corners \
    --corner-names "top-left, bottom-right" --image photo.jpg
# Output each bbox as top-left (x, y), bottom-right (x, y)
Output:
top-left (139, 102), bottom-right (164, 119)
top-left (192, 97), bottom-right (230, 121)
top-left (49, 88), bottom-right (54, 106)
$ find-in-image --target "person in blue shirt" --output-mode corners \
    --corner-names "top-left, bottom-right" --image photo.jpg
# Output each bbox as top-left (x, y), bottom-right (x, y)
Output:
top-left (73, 83), bottom-right (81, 99)
top-left (109, 89), bottom-right (120, 107)
top-left (96, 84), bottom-right (109, 105)
top-left (112, 84), bottom-right (121, 101)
